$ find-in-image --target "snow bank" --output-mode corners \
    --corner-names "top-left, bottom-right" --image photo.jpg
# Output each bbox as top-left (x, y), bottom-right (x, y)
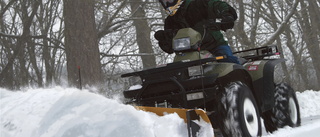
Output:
top-left (0, 87), bottom-right (319, 137)
top-left (296, 90), bottom-right (320, 118)
top-left (0, 87), bottom-right (212, 137)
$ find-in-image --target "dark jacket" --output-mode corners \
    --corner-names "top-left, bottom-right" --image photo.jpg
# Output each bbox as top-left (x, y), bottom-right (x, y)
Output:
top-left (158, 0), bottom-right (237, 54)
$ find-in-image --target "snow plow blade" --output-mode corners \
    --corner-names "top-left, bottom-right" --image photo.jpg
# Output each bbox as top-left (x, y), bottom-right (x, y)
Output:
top-left (135, 106), bottom-right (212, 137)
top-left (135, 106), bottom-right (211, 123)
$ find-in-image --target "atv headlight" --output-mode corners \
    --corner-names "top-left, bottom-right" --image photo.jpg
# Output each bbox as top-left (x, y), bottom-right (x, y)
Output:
top-left (128, 76), bottom-right (142, 90)
top-left (173, 37), bottom-right (191, 51)
top-left (188, 65), bottom-right (202, 77)
top-left (187, 92), bottom-right (204, 101)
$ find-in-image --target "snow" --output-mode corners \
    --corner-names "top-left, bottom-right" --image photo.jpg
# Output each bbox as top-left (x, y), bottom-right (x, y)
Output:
top-left (128, 84), bottom-right (142, 90)
top-left (1, 87), bottom-right (320, 137)
top-left (296, 90), bottom-right (320, 117)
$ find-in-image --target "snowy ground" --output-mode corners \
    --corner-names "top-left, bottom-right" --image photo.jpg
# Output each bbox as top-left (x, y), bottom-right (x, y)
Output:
top-left (0, 87), bottom-right (319, 137)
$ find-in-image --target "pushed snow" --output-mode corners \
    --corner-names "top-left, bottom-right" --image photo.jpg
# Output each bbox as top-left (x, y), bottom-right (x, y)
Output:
top-left (128, 84), bottom-right (142, 90)
top-left (0, 87), bottom-right (320, 137)
top-left (0, 87), bottom-right (211, 137)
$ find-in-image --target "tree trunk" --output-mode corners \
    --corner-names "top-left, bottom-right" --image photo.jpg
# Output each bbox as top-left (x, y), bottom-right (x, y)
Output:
top-left (284, 28), bottom-right (309, 90)
top-left (63, 0), bottom-right (102, 88)
top-left (28, 40), bottom-right (43, 87)
top-left (129, 0), bottom-right (156, 69)
top-left (299, 1), bottom-right (320, 90)
top-left (305, 0), bottom-right (320, 90)
top-left (234, 0), bottom-right (251, 48)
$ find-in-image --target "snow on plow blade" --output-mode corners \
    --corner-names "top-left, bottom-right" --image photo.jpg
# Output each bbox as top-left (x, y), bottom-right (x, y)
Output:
top-left (135, 106), bottom-right (213, 137)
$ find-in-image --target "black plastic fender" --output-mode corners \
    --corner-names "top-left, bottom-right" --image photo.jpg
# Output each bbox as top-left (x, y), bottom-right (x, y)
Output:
top-left (245, 59), bottom-right (286, 112)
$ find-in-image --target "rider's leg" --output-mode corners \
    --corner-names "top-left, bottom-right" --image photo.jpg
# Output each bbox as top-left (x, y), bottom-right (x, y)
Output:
top-left (212, 45), bottom-right (239, 64)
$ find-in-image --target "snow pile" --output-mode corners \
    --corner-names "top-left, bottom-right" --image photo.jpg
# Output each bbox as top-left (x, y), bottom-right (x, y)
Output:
top-left (0, 87), bottom-right (320, 137)
top-left (296, 90), bottom-right (320, 118)
top-left (0, 87), bottom-right (212, 137)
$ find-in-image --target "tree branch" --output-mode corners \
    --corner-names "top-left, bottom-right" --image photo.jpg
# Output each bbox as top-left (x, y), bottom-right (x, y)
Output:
top-left (0, 32), bottom-right (47, 39)
top-left (261, 0), bottom-right (300, 47)
top-left (0, 0), bottom-right (17, 18)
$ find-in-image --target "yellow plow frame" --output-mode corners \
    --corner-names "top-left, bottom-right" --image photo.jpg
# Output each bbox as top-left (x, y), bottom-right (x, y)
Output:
top-left (135, 106), bottom-right (214, 137)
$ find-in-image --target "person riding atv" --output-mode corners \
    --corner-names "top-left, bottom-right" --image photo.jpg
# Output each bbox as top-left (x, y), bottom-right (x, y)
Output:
top-left (121, 0), bottom-right (301, 137)
top-left (155, 0), bottom-right (239, 64)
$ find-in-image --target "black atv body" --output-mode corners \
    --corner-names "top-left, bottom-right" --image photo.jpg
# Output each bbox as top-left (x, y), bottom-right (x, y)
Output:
top-left (122, 45), bottom-right (281, 113)
top-left (121, 27), bottom-right (301, 136)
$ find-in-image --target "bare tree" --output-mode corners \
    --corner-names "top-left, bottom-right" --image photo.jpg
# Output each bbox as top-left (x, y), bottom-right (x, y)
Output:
top-left (299, 0), bottom-right (320, 89)
top-left (63, 0), bottom-right (102, 88)
top-left (36, 0), bottom-right (64, 87)
top-left (0, 0), bottom-right (41, 89)
top-left (129, 0), bottom-right (156, 69)
top-left (0, 0), bottom-right (318, 91)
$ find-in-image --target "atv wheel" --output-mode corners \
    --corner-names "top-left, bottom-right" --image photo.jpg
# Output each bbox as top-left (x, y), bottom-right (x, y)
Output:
top-left (218, 81), bottom-right (262, 137)
top-left (262, 83), bottom-right (301, 133)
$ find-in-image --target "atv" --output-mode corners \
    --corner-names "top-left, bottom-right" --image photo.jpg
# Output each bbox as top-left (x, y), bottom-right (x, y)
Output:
top-left (121, 27), bottom-right (301, 137)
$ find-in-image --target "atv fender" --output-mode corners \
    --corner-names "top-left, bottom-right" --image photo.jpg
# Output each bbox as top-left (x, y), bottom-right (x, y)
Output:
top-left (244, 59), bottom-right (286, 112)
top-left (203, 62), bottom-right (243, 78)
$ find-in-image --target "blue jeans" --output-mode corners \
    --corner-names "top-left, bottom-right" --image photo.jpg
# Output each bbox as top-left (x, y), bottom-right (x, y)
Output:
top-left (212, 45), bottom-right (239, 64)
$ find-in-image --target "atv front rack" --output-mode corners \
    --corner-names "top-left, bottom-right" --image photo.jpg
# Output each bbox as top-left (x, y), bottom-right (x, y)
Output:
top-left (121, 56), bottom-right (225, 78)
top-left (121, 56), bottom-right (226, 108)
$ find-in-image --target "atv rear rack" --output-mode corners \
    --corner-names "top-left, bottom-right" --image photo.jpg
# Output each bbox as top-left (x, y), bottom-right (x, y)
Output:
top-left (233, 45), bottom-right (281, 61)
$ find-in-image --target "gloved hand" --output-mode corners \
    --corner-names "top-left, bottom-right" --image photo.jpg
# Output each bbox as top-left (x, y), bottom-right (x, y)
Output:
top-left (159, 41), bottom-right (174, 54)
top-left (154, 30), bottom-right (174, 54)
top-left (154, 30), bottom-right (175, 41)
top-left (154, 30), bottom-right (165, 41)
top-left (221, 16), bottom-right (235, 31)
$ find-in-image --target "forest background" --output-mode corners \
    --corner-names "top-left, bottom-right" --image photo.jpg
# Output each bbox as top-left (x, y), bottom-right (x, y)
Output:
top-left (0, 0), bottom-right (319, 94)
